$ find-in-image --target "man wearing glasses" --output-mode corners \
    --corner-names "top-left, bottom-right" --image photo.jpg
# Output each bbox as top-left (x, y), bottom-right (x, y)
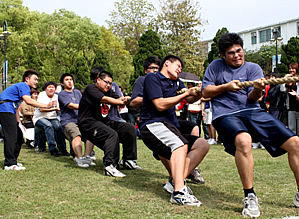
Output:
top-left (78, 71), bottom-right (142, 177)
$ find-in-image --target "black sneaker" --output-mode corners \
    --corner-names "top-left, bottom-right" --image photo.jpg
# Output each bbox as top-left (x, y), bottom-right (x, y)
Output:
top-left (50, 148), bottom-right (59, 157)
top-left (35, 147), bottom-right (46, 153)
top-left (58, 150), bottom-right (71, 156)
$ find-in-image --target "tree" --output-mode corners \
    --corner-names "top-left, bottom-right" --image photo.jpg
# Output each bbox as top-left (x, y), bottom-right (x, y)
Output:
top-left (106, 0), bottom-right (156, 55)
top-left (70, 56), bottom-right (90, 88)
top-left (91, 50), bottom-right (113, 76)
top-left (129, 30), bottom-right (166, 90)
top-left (203, 27), bottom-right (229, 71)
top-left (156, 0), bottom-right (206, 78)
top-left (277, 37), bottom-right (299, 74)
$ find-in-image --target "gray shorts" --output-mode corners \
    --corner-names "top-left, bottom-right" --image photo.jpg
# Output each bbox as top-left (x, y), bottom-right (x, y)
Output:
top-left (63, 122), bottom-right (81, 144)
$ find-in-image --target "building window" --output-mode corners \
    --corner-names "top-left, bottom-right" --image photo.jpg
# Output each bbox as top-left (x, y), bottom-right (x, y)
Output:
top-left (297, 22), bottom-right (299, 35)
top-left (251, 32), bottom-right (257, 44)
top-left (259, 29), bottom-right (271, 43)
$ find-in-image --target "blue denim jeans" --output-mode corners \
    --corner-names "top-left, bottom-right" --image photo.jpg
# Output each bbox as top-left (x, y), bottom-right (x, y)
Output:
top-left (35, 118), bottom-right (66, 152)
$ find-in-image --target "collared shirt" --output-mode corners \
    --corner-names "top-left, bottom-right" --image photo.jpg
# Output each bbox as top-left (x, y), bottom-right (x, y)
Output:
top-left (139, 72), bottom-right (185, 130)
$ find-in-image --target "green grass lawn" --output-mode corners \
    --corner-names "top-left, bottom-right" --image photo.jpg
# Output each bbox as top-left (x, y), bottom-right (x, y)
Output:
top-left (0, 140), bottom-right (299, 218)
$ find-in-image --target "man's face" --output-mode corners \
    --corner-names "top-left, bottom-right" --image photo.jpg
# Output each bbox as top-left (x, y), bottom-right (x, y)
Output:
top-left (145, 63), bottom-right (159, 74)
top-left (26, 74), bottom-right (39, 88)
top-left (221, 44), bottom-right (244, 68)
top-left (166, 60), bottom-right (182, 80)
top-left (45, 85), bottom-right (56, 98)
top-left (289, 67), bottom-right (297, 76)
top-left (97, 76), bottom-right (112, 93)
top-left (62, 76), bottom-right (74, 90)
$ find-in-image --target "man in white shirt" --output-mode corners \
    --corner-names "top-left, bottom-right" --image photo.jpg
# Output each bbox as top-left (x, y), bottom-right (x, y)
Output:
top-left (33, 81), bottom-right (70, 156)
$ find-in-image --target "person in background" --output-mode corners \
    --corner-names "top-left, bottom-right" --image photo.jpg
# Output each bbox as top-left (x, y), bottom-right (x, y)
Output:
top-left (20, 88), bottom-right (40, 149)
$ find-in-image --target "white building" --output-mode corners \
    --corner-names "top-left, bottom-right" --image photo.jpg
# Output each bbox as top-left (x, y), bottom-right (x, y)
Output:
top-left (206, 17), bottom-right (299, 52)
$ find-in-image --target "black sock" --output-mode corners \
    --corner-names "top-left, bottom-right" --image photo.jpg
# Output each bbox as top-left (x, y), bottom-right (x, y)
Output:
top-left (244, 188), bottom-right (255, 197)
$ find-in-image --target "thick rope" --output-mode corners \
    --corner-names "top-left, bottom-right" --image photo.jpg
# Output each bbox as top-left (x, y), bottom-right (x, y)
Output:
top-left (176, 76), bottom-right (299, 94)
top-left (237, 76), bottom-right (299, 87)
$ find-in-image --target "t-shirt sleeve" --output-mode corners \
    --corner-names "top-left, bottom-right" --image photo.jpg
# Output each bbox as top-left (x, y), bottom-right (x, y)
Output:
top-left (202, 63), bottom-right (217, 90)
top-left (131, 77), bottom-right (144, 101)
top-left (58, 91), bottom-right (72, 107)
top-left (144, 73), bottom-right (163, 100)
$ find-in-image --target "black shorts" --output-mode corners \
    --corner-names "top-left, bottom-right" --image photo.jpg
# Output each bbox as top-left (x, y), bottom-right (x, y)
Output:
top-left (213, 109), bottom-right (295, 157)
top-left (141, 121), bottom-right (198, 160)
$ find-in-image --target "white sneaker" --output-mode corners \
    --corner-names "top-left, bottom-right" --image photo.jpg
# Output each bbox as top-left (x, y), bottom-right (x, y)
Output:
top-left (17, 163), bottom-right (23, 167)
top-left (104, 164), bottom-right (126, 177)
top-left (4, 165), bottom-right (26, 170)
top-left (242, 193), bottom-right (260, 217)
top-left (170, 186), bottom-right (202, 206)
top-left (163, 177), bottom-right (193, 195)
top-left (84, 156), bottom-right (96, 166)
top-left (74, 157), bottom-right (89, 168)
top-left (252, 142), bottom-right (260, 149)
top-left (120, 159), bottom-right (142, 170)
top-left (293, 191), bottom-right (299, 207)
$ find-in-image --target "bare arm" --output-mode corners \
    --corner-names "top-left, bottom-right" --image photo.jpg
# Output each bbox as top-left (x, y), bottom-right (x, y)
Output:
top-left (101, 96), bottom-right (127, 106)
top-left (130, 97), bottom-right (143, 108)
top-left (202, 80), bottom-right (242, 98)
top-left (66, 103), bottom-right (79, 110)
top-left (22, 95), bottom-right (54, 109)
top-left (247, 78), bottom-right (265, 103)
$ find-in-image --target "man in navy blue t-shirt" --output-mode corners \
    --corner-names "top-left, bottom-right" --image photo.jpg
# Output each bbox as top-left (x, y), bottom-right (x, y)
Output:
top-left (140, 55), bottom-right (209, 206)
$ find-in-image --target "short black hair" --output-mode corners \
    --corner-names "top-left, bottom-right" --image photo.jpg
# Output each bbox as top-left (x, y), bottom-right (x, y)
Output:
top-left (218, 33), bottom-right (244, 55)
top-left (270, 72), bottom-right (280, 78)
top-left (60, 73), bottom-right (74, 84)
top-left (159, 55), bottom-right (184, 71)
top-left (30, 88), bottom-right (40, 95)
top-left (90, 66), bottom-right (106, 81)
top-left (143, 56), bottom-right (161, 70)
top-left (42, 81), bottom-right (57, 91)
top-left (97, 71), bottom-right (113, 80)
top-left (22, 69), bottom-right (39, 82)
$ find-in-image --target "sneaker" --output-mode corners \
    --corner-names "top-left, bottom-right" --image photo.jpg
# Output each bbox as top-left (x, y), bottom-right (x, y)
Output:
top-left (252, 142), bottom-right (260, 149)
top-left (242, 193), bottom-right (260, 217)
top-left (74, 157), bottom-right (89, 168)
top-left (163, 176), bottom-right (193, 195)
top-left (35, 146), bottom-right (46, 153)
top-left (89, 154), bottom-right (97, 161)
top-left (187, 168), bottom-right (205, 184)
top-left (104, 164), bottom-right (126, 177)
top-left (58, 150), bottom-right (71, 156)
top-left (50, 148), bottom-right (59, 157)
top-left (4, 165), bottom-right (26, 170)
top-left (17, 163), bottom-right (23, 167)
top-left (293, 191), bottom-right (299, 207)
top-left (84, 156), bottom-right (96, 166)
top-left (120, 159), bottom-right (142, 170)
top-left (208, 139), bottom-right (217, 145)
top-left (170, 186), bottom-right (202, 206)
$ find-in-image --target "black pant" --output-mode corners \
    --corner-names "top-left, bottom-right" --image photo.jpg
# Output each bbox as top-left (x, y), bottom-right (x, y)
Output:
top-left (0, 112), bottom-right (23, 166)
top-left (80, 120), bottom-right (137, 166)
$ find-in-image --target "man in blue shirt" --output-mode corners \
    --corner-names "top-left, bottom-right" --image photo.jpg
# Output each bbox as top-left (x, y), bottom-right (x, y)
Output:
top-left (202, 33), bottom-right (299, 217)
top-left (58, 73), bottom-right (95, 168)
top-left (140, 55), bottom-right (209, 206)
top-left (0, 69), bottom-right (55, 170)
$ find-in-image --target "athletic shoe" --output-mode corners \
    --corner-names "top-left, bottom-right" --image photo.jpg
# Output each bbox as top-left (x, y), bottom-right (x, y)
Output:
top-left (252, 142), bottom-right (260, 149)
top-left (84, 156), bottom-right (96, 166)
top-left (17, 163), bottom-right (23, 167)
top-left (4, 165), bottom-right (26, 170)
top-left (104, 164), bottom-right (126, 177)
top-left (293, 191), bottom-right (299, 207)
top-left (89, 155), bottom-right (96, 161)
top-left (35, 146), bottom-right (46, 153)
top-left (120, 159), bottom-right (142, 170)
top-left (208, 139), bottom-right (217, 145)
top-left (74, 157), bottom-right (89, 168)
top-left (58, 150), bottom-right (71, 156)
top-left (242, 193), bottom-right (260, 218)
top-left (187, 168), bottom-right (205, 184)
top-left (50, 148), bottom-right (59, 156)
top-left (170, 186), bottom-right (202, 206)
top-left (163, 176), bottom-right (193, 195)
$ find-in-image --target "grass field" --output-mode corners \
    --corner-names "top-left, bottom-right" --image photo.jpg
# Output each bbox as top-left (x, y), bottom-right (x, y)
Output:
top-left (0, 140), bottom-right (299, 218)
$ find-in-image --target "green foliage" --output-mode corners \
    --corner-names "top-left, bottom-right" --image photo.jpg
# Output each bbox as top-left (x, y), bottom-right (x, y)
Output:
top-left (207, 27), bottom-right (229, 64)
top-left (106, 0), bottom-right (155, 55)
top-left (130, 30), bottom-right (166, 90)
top-left (156, 0), bottom-right (205, 78)
top-left (245, 45), bottom-right (278, 74)
top-left (70, 56), bottom-right (91, 88)
top-left (92, 50), bottom-right (113, 76)
top-left (278, 37), bottom-right (299, 75)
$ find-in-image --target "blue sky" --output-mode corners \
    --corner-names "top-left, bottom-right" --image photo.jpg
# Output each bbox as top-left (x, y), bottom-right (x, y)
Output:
top-left (23, 0), bottom-right (299, 40)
